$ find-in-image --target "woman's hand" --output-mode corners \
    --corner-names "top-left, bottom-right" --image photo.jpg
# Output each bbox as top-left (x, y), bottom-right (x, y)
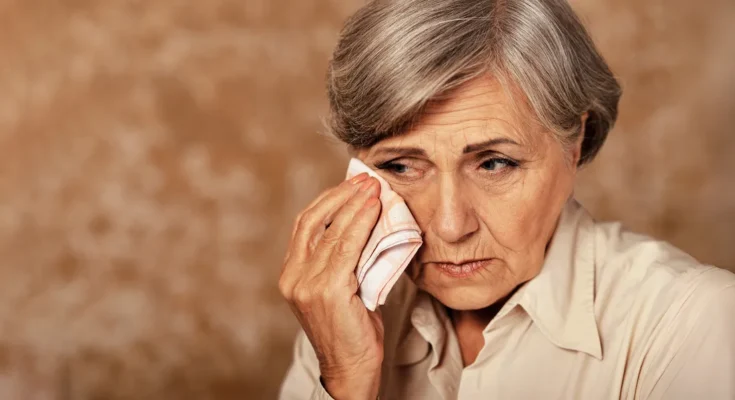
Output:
top-left (279, 173), bottom-right (384, 400)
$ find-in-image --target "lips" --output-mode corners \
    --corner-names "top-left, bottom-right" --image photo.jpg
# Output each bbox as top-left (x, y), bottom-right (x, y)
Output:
top-left (430, 259), bottom-right (491, 278)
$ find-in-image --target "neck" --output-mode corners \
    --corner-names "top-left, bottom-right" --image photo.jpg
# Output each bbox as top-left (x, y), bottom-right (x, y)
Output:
top-left (448, 291), bottom-right (513, 332)
top-left (447, 289), bottom-right (518, 366)
top-left (447, 216), bottom-right (560, 365)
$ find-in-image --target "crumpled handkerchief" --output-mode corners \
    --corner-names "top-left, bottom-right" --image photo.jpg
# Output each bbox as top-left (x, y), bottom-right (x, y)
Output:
top-left (345, 158), bottom-right (423, 311)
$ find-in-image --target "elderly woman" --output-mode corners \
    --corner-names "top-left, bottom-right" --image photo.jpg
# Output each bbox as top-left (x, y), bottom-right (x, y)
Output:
top-left (277, 0), bottom-right (735, 399)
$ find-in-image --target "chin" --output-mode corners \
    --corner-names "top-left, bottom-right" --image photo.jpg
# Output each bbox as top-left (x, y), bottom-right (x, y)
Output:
top-left (427, 285), bottom-right (504, 310)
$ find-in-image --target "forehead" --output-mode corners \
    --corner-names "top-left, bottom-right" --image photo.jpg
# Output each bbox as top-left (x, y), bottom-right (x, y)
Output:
top-left (369, 75), bottom-right (540, 155)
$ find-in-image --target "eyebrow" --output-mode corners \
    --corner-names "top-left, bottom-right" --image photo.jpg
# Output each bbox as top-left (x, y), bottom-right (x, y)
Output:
top-left (461, 138), bottom-right (520, 153)
top-left (370, 138), bottom-right (520, 158)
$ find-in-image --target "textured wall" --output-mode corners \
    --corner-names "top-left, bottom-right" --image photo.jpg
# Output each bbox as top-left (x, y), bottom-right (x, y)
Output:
top-left (0, 0), bottom-right (732, 399)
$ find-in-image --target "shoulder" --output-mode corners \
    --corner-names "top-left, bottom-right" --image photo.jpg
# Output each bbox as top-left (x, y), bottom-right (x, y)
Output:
top-left (590, 218), bottom-right (735, 350)
top-left (592, 219), bottom-right (735, 303)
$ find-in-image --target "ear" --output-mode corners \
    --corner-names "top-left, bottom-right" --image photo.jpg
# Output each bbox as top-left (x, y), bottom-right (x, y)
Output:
top-left (571, 112), bottom-right (589, 166)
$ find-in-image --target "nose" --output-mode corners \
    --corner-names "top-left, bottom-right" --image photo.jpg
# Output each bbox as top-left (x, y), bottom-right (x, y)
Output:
top-left (430, 174), bottom-right (479, 244)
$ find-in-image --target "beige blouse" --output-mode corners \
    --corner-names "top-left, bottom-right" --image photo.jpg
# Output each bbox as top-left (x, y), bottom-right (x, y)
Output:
top-left (279, 200), bottom-right (735, 400)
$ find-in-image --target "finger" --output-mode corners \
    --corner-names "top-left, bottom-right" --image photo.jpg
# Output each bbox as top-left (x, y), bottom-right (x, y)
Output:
top-left (287, 173), bottom-right (368, 257)
top-left (316, 177), bottom-right (380, 254)
top-left (282, 173), bottom-right (370, 292)
top-left (319, 178), bottom-right (382, 277)
top-left (293, 182), bottom-right (344, 236)
top-left (305, 177), bottom-right (380, 255)
top-left (290, 173), bottom-right (370, 259)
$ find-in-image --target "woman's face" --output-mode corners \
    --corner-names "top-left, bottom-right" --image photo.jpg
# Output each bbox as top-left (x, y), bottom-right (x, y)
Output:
top-left (356, 76), bottom-right (584, 311)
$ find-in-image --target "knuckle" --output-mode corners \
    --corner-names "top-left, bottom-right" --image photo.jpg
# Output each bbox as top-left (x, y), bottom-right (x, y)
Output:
top-left (333, 239), bottom-right (355, 259)
top-left (296, 209), bottom-right (312, 229)
top-left (320, 228), bottom-right (340, 246)
top-left (278, 275), bottom-right (294, 298)
top-left (305, 208), bottom-right (326, 229)
top-left (292, 285), bottom-right (315, 307)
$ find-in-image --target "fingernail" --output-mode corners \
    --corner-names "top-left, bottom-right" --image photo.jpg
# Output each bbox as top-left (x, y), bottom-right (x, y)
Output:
top-left (349, 173), bottom-right (368, 185)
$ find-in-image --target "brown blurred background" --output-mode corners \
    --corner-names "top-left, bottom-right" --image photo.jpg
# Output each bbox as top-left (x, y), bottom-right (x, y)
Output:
top-left (0, 0), bottom-right (732, 399)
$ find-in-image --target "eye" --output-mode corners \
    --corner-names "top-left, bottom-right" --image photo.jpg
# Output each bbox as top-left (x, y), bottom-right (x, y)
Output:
top-left (480, 157), bottom-right (518, 171)
top-left (378, 162), bottom-right (408, 174)
top-left (373, 158), bottom-right (427, 181)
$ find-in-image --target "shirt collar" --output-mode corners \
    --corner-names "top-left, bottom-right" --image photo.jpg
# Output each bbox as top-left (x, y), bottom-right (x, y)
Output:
top-left (505, 198), bottom-right (602, 359)
top-left (394, 290), bottom-right (445, 366)
top-left (394, 198), bottom-right (602, 366)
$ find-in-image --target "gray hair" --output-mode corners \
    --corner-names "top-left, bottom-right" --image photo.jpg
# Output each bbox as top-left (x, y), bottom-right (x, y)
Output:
top-left (326, 0), bottom-right (622, 165)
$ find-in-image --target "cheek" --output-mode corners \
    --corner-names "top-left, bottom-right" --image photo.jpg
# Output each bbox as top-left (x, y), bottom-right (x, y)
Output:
top-left (476, 194), bottom-right (541, 250)
top-left (395, 185), bottom-right (435, 230)
top-left (475, 167), bottom-right (575, 250)
top-left (392, 170), bottom-right (532, 232)
top-left (388, 154), bottom-right (576, 248)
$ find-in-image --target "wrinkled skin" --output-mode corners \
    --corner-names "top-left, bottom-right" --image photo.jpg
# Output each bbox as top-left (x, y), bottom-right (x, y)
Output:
top-left (279, 173), bottom-right (386, 399)
top-left (357, 76), bottom-right (585, 312)
top-left (280, 75), bottom-right (587, 397)
top-left (356, 76), bottom-right (586, 365)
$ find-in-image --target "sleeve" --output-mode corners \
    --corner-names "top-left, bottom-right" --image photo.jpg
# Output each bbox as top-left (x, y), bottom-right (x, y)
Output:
top-left (278, 330), bottom-right (336, 400)
top-left (644, 281), bottom-right (735, 400)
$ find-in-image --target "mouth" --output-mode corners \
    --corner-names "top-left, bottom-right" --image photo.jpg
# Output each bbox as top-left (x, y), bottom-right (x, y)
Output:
top-left (427, 259), bottom-right (492, 278)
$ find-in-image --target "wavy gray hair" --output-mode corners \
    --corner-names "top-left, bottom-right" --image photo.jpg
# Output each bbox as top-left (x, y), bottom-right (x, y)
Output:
top-left (326, 0), bottom-right (622, 165)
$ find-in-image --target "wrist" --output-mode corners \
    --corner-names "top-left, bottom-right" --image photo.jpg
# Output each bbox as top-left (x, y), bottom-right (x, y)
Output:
top-left (320, 371), bottom-right (381, 400)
